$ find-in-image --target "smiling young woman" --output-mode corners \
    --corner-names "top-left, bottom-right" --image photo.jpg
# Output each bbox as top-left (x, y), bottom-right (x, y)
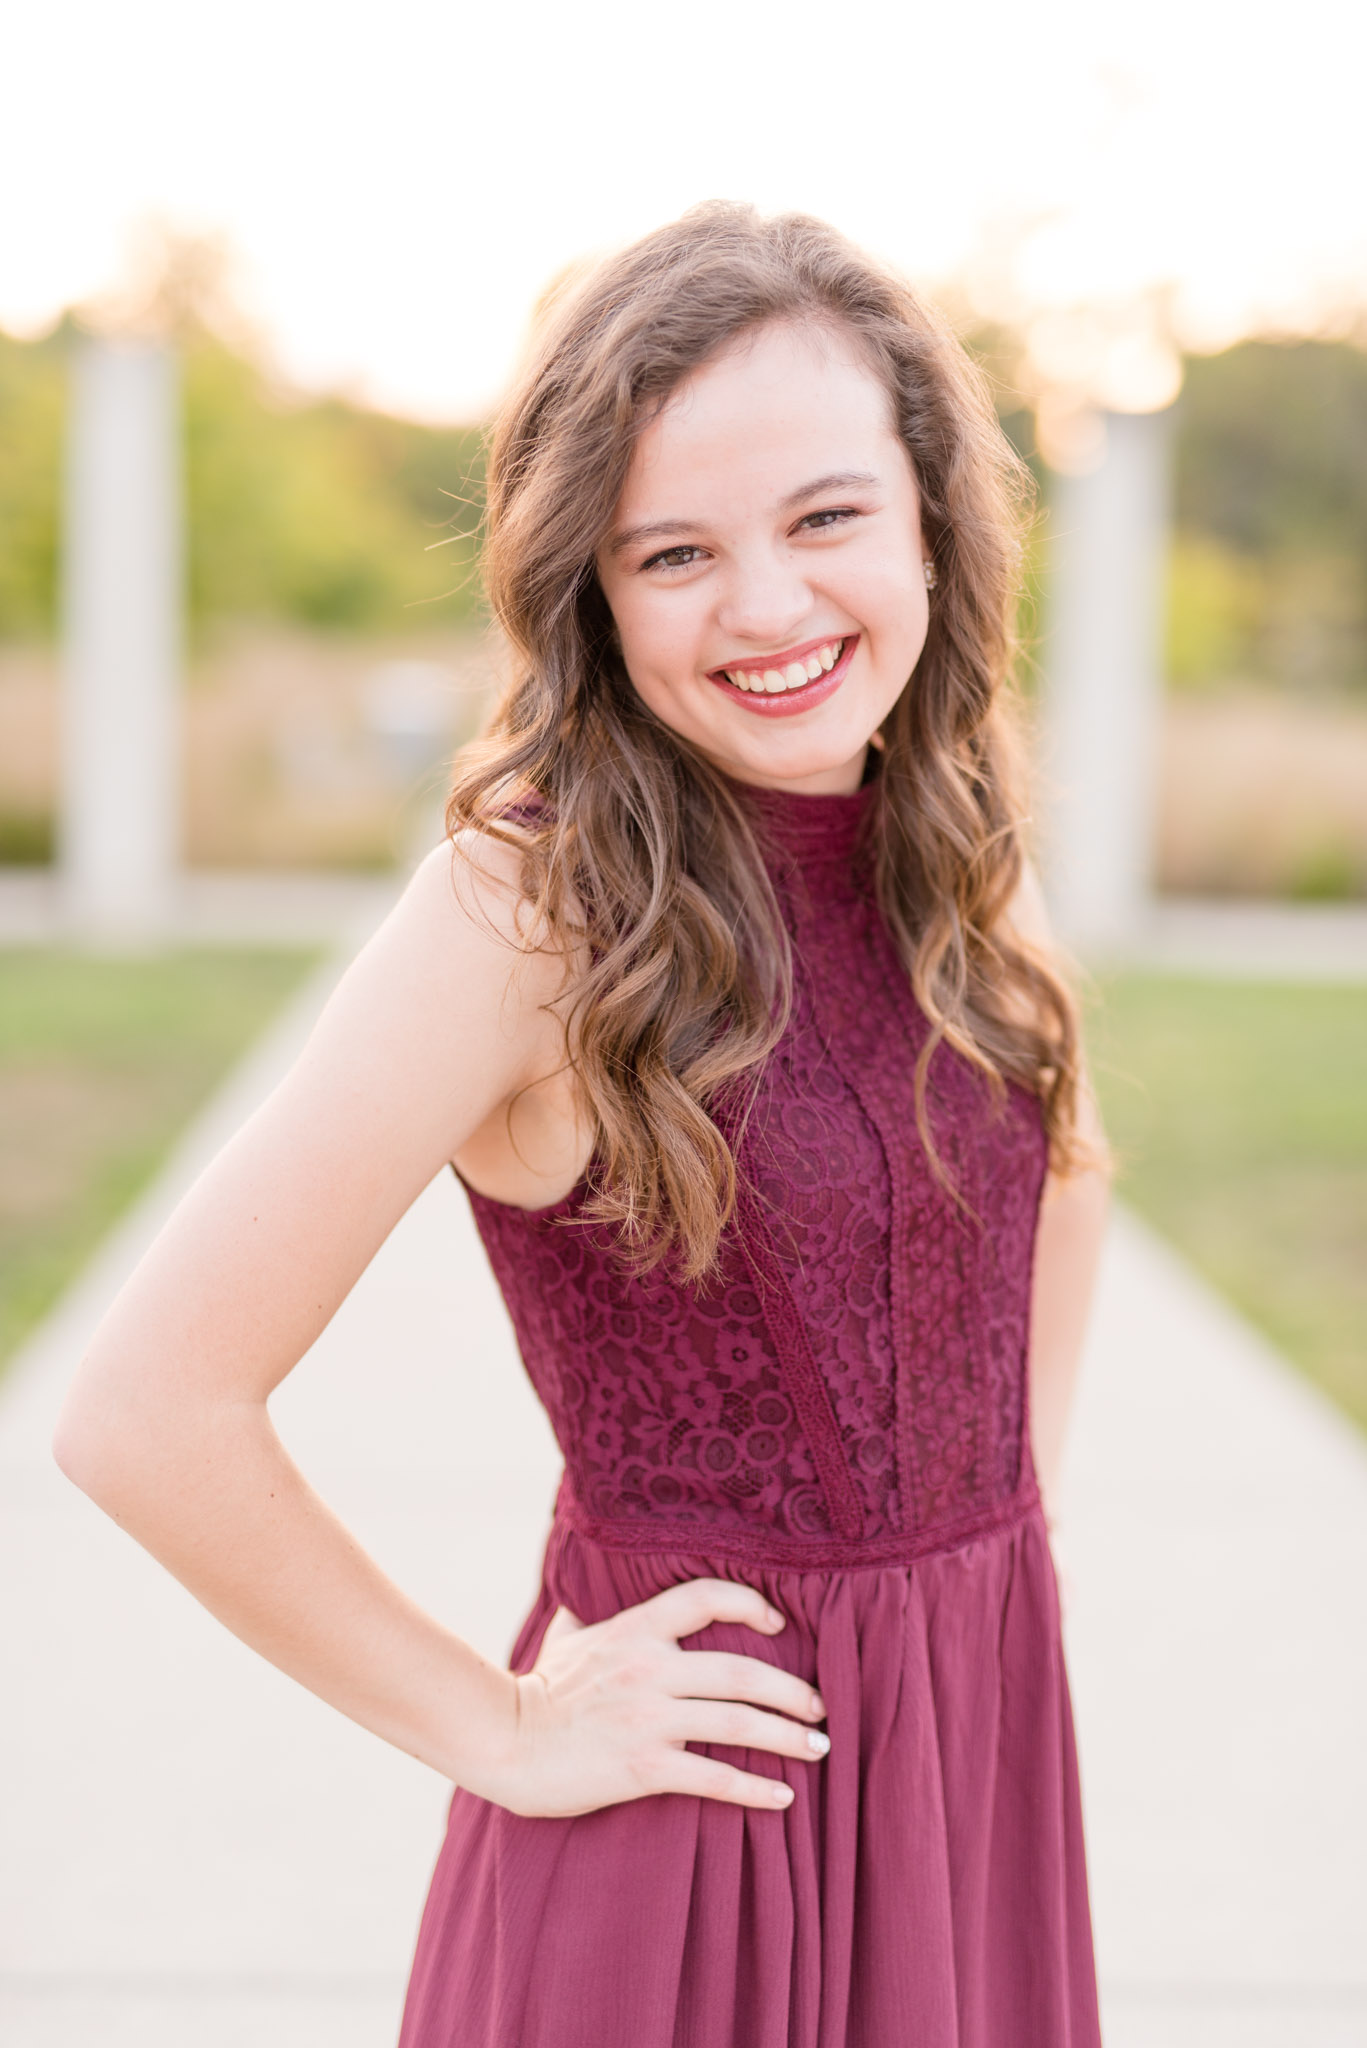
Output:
top-left (54, 202), bottom-right (1112, 2047)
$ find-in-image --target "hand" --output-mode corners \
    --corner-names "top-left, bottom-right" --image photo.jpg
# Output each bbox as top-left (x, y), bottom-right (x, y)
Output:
top-left (473, 1578), bottom-right (829, 1818)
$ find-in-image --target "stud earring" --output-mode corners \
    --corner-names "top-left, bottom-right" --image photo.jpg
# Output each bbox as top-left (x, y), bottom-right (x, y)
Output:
top-left (923, 560), bottom-right (938, 589)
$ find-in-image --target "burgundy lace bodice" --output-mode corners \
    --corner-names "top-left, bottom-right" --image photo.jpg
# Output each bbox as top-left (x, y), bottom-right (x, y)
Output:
top-left (462, 774), bottom-right (1049, 1567)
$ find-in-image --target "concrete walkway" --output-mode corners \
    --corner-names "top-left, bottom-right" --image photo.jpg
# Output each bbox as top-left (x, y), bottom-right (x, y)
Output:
top-left (0, 868), bottom-right (398, 947)
top-left (2, 953), bottom-right (1365, 2046)
top-left (1097, 896), bottom-right (1367, 983)
top-left (3, 865), bottom-right (1366, 980)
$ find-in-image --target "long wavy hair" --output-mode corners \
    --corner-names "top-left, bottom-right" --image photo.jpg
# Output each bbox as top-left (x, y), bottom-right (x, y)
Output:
top-left (447, 200), bottom-right (1095, 1281)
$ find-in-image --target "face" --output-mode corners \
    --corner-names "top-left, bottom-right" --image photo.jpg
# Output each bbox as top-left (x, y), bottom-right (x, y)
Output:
top-left (595, 318), bottom-right (931, 796)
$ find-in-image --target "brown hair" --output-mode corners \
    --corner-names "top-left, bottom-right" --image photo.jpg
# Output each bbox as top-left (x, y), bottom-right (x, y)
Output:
top-left (448, 200), bottom-right (1095, 1280)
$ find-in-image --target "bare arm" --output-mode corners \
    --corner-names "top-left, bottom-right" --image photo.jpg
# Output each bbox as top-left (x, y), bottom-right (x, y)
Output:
top-left (52, 839), bottom-right (554, 1787)
top-left (1002, 861), bottom-right (1114, 1524)
top-left (1028, 1073), bottom-right (1111, 1522)
top-left (52, 837), bottom-right (826, 1815)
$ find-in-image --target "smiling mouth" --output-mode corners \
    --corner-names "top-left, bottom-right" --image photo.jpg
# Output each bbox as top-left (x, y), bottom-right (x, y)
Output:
top-left (709, 635), bottom-right (850, 695)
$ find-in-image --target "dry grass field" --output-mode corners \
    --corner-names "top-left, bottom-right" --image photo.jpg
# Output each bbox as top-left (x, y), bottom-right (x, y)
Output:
top-left (1, 636), bottom-right (1365, 893)
top-left (1157, 689), bottom-right (1367, 898)
top-left (0, 626), bottom-right (503, 871)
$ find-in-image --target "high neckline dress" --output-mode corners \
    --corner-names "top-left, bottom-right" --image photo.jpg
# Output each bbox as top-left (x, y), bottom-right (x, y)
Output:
top-left (398, 772), bottom-right (1103, 2048)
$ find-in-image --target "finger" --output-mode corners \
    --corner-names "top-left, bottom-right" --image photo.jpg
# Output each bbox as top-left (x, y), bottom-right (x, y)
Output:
top-left (664, 1650), bottom-right (825, 1723)
top-left (664, 1753), bottom-right (796, 1811)
top-left (636, 1578), bottom-right (785, 1644)
top-left (674, 1700), bottom-right (832, 1763)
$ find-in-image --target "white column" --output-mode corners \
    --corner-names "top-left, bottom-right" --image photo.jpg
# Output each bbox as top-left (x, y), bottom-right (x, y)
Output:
top-left (1038, 406), bottom-right (1172, 954)
top-left (61, 337), bottom-right (181, 941)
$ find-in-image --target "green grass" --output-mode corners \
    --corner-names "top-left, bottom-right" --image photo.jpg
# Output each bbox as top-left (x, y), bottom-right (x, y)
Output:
top-left (1088, 973), bottom-right (1367, 1435)
top-left (0, 947), bottom-right (319, 1375)
top-left (3, 950), bottom-right (1363, 1444)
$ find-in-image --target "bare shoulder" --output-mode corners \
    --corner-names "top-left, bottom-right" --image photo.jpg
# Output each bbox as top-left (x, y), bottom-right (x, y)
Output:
top-left (51, 825), bottom-right (582, 1429)
top-left (995, 855), bottom-right (1112, 1174)
top-left (997, 853), bottom-right (1058, 959)
top-left (390, 824), bottom-right (557, 965)
top-left (291, 826), bottom-right (573, 1161)
top-left (987, 854), bottom-right (1070, 1027)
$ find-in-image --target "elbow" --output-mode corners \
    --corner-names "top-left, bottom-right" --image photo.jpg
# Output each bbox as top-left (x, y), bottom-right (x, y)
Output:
top-left (50, 1373), bottom-right (155, 1511)
top-left (51, 1393), bottom-right (120, 1505)
top-left (53, 1374), bottom-right (256, 1516)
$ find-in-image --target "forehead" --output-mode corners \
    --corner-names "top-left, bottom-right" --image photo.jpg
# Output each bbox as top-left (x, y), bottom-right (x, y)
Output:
top-left (617, 319), bottom-right (905, 513)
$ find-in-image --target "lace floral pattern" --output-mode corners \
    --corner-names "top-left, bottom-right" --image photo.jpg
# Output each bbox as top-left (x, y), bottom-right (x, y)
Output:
top-left (464, 777), bottom-right (1049, 1560)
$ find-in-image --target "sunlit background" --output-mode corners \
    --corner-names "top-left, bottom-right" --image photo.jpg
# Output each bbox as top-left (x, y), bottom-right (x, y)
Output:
top-left (7, 0), bottom-right (1367, 418)
top-left (4, 0), bottom-right (1367, 876)
top-left (4, 0), bottom-right (1364, 1377)
top-left (2, 5), bottom-right (1365, 2040)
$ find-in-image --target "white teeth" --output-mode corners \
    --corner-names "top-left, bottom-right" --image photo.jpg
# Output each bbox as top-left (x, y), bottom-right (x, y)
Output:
top-left (720, 641), bottom-right (846, 694)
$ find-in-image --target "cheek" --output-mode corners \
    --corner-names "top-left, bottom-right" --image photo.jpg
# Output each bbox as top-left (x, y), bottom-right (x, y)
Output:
top-left (848, 552), bottom-right (927, 650)
top-left (611, 590), bottom-right (705, 688)
top-left (865, 528), bottom-right (926, 601)
top-left (850, 559), bottom-right (929, 699)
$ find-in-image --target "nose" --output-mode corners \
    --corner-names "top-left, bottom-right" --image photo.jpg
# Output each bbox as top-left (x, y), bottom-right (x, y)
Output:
top-left (714, 545), bottom-right (813, 650)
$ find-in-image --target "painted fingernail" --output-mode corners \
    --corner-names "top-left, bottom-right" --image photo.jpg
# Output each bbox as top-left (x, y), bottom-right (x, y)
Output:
top-left (808, 1730), bottom-right (831, 1757)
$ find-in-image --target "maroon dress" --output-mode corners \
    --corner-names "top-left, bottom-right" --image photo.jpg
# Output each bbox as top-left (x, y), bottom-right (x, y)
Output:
top-left (398, 774), bottom-right (1103, 2047)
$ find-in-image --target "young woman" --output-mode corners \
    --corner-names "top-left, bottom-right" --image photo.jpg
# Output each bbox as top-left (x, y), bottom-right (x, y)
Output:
top-left (55, 202), bottom-right (1112, 2046)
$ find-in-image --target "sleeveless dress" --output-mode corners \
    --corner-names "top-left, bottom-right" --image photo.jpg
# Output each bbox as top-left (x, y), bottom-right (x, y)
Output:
top-left (398, 773), bottom-right (1103, 2048)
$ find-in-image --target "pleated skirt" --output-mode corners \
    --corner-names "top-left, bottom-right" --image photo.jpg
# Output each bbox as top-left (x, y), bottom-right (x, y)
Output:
top-left (397, 1497), bottom-right (1102, 2047)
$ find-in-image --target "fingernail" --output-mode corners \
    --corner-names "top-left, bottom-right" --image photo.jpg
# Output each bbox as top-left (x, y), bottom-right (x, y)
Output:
top-left (807, 1730), bottom-right (830, 1757)
top-left (766, 1607), bottom-right (785, 1629)
top-left (809, 1694), bottom-right (826, 1719)
top-left (773, 1782), bottom-right (794, 1805)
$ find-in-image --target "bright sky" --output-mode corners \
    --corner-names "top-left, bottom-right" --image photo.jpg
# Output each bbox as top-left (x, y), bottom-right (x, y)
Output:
top-left (4, 0), bottom-right (1364, 421)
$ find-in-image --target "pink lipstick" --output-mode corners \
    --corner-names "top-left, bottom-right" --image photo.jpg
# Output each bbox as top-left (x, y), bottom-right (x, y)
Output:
top-left (706, 634), bottom-right (859, 719)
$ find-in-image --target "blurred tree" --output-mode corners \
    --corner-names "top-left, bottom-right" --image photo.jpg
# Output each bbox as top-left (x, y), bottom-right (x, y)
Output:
top-left (1164, 532), bottom-right (1266, 689)
top-left (0, 327), bottom-right (65, 637)
top-left (179, 337), bottom-right (486, 633)
top-left (0, 231), bottom-right (488, 643)
top-left (1168, 339), bottom-right (1367, 697)
top-left (1177, 340), bottom-right (1367, 557)
top-left (3, 274), bottom-right (1365, 694)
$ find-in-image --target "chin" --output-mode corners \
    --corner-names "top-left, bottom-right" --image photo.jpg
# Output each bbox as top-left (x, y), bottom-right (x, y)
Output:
top-left (712, 725), bottom-right (873, 792)
top-left (648, 680), bottom-right (879, 790)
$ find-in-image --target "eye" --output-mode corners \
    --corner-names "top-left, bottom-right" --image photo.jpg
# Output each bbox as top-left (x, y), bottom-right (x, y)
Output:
top-left (641, 544), bottom-right (705, 573)
top-left (798, 507), bottom-right (859, 533)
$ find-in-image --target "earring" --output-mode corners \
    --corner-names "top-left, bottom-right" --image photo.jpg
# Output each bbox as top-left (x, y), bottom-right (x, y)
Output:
top-left (923, 560), bottom-right (938, 589)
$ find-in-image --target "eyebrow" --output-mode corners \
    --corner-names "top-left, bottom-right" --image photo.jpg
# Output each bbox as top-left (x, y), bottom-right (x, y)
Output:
top-left (607, 470), bottom-right (882, 557)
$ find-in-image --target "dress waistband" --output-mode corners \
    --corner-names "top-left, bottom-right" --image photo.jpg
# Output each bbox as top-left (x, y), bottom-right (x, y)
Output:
top-left (553, 1475), bottom-right (1042, 1574)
